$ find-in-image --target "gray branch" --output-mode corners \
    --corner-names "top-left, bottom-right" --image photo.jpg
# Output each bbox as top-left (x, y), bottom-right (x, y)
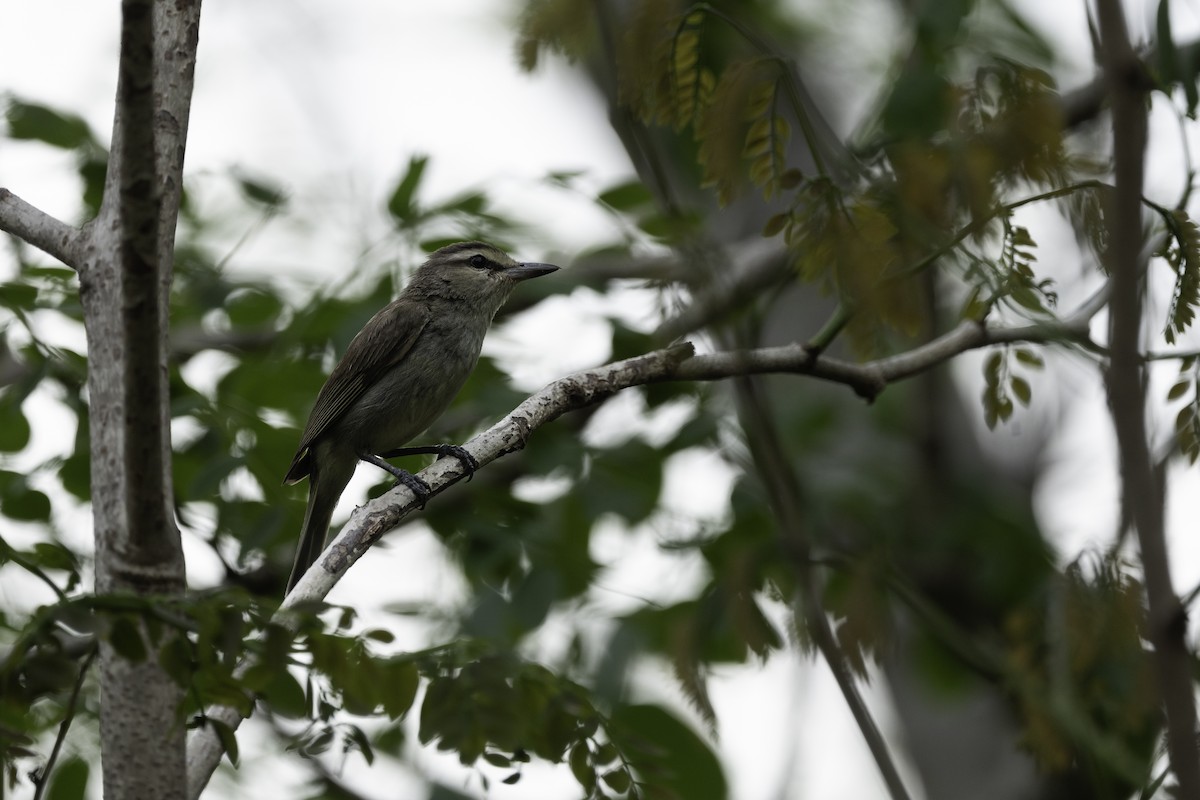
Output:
top-left (186, 293), bottom-right (1107, 788)
top-left (0, 189), bottom-right (83, 269)
top-left (1097, 0), bottom-right (1200, 794)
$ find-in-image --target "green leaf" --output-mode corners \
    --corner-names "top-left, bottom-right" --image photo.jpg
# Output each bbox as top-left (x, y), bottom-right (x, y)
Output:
top-left (387, 154), bottom-right (429, 224)
top-left (598, 180), bottom-right (653, 212)
top-left (59, 452), bottom-right (91, 500)
top-left (1168, 380), bottom-right (1191, 401)
top-left (381, 659), bottom-right (419, 720)
top-left (762, 213), bottom-right (787, 237)
top-left (345, 724), bottom-right (375, 765)
top-left (594, 741), bottom-right (618, 765)
top-left (569, 741), bottom-right (593, 787)
top-left (6, 100), bottom-right (94, 149)
top-left (1, 479), bottom-right (51, 521)
top-left (236, 174), bottom-right (286, 207)
top-left (0, 282), bottom-right (37, 310)
top-left (0, 394), bottom-right (31, 452)
top-left (108, 617), bottom-right (148, 663)
top-left (611, 704), bottom-right (726, 800)
top-left (45, 756), bottom-right (89, 800)
top-left (584, 440), bottom-right (663, 524)
top-left (209, 717), bottom-right (240, 766)
top-left (262, 669), bottom-right (307, 719)
top-left (603, 767), bottom-right (632, 793)
top-left (1013, 348), bottom-right (1045, 369)
top-left (1156, 0), bottom-right (1195, 117)
top-left (984, 351), bottom-right (1003, 388)
top-left (1010, 376), bottom-right (1032, 407)
top-left (225, 288), bottom-right (283, 327)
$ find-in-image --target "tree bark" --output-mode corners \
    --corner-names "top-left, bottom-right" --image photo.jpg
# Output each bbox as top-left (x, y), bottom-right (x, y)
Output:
top-left (81, 1), bottom-right (202, 797)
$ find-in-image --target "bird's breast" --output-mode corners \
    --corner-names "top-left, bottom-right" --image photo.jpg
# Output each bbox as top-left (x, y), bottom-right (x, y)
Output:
top-left (334, 314), bottom-right (490, 455)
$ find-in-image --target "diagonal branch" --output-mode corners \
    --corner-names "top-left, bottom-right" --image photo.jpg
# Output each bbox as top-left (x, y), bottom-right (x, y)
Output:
top-left (186, 291), bottom-right (1110, 786)
top-left (0, 189), bottom-right (83, 270)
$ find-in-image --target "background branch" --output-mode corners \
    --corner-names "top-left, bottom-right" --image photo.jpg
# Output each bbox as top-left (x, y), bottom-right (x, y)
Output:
top-left (1097, 0), bottom-right (1200, 793)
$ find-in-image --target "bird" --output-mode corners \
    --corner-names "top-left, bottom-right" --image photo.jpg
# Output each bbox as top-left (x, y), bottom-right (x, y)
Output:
top-left (284, 241), bottom-right (558, 593)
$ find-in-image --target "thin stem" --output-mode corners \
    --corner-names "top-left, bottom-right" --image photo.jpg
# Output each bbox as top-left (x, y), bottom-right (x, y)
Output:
top-left (730, 373), bottom-right (913, 800)
top-left (32, 647), bottom-right (97, 800)
top-left (1098, 0), bottom-right (1200, 792)
top-left (0, 538), bottom-right (68, 601)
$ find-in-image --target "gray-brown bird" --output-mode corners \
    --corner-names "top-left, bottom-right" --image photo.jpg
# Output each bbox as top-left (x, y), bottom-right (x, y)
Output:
top-left (284, 241), bottom-right (558, 592)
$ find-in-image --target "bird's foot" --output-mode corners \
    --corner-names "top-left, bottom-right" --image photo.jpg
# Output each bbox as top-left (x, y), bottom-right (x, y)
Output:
top-left (433, 444), bottom-right (479, 481)
top-left (391, 469), bottom-right (432, 509)
top-left (360, 453), bottom-right (432, 508)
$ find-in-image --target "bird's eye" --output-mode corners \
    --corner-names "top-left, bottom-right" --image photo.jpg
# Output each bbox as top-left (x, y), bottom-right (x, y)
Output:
top-left (469, 254), bottom-right (487, 269)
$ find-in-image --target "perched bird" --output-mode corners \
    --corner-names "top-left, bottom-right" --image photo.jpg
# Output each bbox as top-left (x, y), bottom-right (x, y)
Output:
top-left (284, 241), bottom-right (558, 592)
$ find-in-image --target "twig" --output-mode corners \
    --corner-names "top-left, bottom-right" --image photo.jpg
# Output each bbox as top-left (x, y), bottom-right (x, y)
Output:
top-left (1097, 0), bottom-right (1200, 793)
top-left (729, 371), bottom-right (913, 800)
top-left (32, 646), bottom-right (97, 800)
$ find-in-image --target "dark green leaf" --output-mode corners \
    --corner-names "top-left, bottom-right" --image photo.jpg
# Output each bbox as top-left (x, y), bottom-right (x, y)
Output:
top-left (2, 481), bottom-right (51, 521)
top-left (594, 742), bottom-right (619, 766)
top-left (584, 440), bottom-right (663, 524)
top-left (611, 704), bottom-right (726, 800)
top-left (569, 741), bottom-right (592, 786)
top-left (0, 394), bottom-right (31, 452)
top-left (6, 100), bottom-right (94, 149)
top-left (45, 756), bottom-right (89, 800)
top-left (388, 154), bottom-right (429, 224)
top-left (598, 180), bottom-right (653, 212)
top-left (381, 659), bottom-right (419, 720)
top-left (779, 168), bottom-right (804, 189)
top-left (1010, 376), bottom-right (1032, 407)
top-left (236, 174), bottom-right (286, 207)
top-left (1157, 0), bottom-right (1181, 91)
top-left (762, 213), bottom-right (787, 237)
top-left (262, 669), bottom-right (308, 719)
top-left (345, 724), bottom-right (375, 765)
top-left (225, 288), bottom-right (283, 327)
top-left (0, 282), bottom-right (37, 310)
top-left (1013, 348), bottom-right (1045, 369)
top-left (603, 767), bottom-right (632, 793)
top-left (108, 617), bottom-right (148, 663)
top-left (209, 718), bottom-right (240, 766)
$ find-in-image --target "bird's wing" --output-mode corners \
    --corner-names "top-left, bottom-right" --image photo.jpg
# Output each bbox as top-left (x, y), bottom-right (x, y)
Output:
top-left (285, 299), bottom-right (430, 483)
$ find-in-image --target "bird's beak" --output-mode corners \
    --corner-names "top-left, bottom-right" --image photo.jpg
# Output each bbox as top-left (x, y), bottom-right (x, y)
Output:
top-left (507, 262), bottom-right (559, 281)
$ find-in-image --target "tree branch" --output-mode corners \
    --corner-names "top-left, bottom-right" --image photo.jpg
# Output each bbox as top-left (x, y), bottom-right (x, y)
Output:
top-left (1097, 0), bottom-right (1200, 794)
top-left (729, 371), bottom-right (913, 800)
top-left (185, 290), bottom-right (1110, 785)
top-left (0, 189), bottom-right (83, 270)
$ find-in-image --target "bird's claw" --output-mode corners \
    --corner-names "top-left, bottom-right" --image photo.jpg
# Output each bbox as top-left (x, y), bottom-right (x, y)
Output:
top-left (435, 444), bottom-right (479, 481)
top-left (393, 470), bottom-right (432, 509)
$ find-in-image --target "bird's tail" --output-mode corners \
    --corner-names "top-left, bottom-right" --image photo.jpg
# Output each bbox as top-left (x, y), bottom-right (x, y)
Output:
top-left (286, 459), bottom-right (354, 594)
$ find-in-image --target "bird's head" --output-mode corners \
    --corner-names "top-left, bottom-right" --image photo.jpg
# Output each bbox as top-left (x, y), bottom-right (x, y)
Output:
top-left (406, 241), bottom-right (558, 311)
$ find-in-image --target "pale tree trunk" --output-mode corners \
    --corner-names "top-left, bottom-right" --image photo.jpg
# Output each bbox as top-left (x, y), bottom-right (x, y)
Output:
top-left (81, 0), bottom-right (200, 797)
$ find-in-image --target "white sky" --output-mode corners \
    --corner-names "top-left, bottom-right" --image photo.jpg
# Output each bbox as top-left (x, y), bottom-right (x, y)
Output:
top-left (3, 2), bottom-right (1200, 800)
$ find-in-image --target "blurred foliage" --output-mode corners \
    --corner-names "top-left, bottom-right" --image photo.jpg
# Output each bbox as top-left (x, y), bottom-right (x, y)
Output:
top-left (5, 0), bottom-right (1200, 798)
